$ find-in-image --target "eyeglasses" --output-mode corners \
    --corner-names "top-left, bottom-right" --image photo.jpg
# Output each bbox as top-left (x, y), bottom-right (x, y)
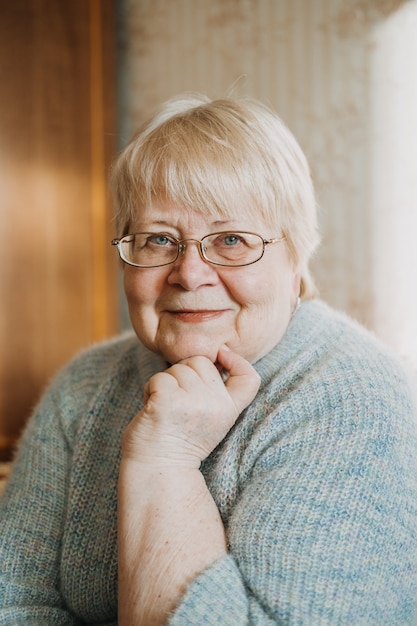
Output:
top-left (111, 231), bottom-right (286, 268)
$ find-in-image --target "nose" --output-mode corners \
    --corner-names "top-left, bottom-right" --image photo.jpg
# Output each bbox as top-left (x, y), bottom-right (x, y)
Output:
top-left (167, 240), bottom-right (219, 290)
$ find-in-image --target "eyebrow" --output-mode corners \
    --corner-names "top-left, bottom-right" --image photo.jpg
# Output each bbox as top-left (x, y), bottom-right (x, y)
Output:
top-left (136, 219), bottom-right (238, 229)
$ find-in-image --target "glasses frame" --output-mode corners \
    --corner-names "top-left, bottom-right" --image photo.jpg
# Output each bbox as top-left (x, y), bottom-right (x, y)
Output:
top-left (111, 231), bottom-right (286, 268)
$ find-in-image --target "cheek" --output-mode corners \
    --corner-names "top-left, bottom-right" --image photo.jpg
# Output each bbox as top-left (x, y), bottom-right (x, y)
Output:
top-left (222, 266), bottom-right (264, 302)
top-left (123, 268), bottom-right (164, 351)
top-left (226, 270), bottom-right (287, 308)
top-left (227, 267), bottom-right (297, 337)
top-left (123, 267), bottom-right (161, 308)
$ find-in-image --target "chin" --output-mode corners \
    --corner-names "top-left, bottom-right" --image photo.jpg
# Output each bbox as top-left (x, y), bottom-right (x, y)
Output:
top-left (169, 349), bottom-right (219, 365)
top-left (162, 341), bottom-right (220, 365)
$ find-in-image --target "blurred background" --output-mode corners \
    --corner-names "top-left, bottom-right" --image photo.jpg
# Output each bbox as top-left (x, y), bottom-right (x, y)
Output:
top-left (1, 0), bottom-right (416, 461)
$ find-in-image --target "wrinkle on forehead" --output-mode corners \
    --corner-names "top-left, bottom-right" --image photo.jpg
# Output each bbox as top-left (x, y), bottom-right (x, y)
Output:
top-left (130, 203), bottom-right (272, 237)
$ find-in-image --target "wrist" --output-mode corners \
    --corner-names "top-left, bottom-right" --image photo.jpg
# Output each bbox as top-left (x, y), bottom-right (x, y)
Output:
top-left (121, 435), bottom-right (202, 470)
top-left (118, 457), bottom-right (209, 505)
top-left (121, 445), bottom-right (202, 469)
top-left (121, 412), bottom-right (207, 468)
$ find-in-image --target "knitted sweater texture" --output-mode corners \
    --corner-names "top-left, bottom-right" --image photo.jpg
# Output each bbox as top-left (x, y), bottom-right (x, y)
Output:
top-left (1, 300), bottom-right (416, 625)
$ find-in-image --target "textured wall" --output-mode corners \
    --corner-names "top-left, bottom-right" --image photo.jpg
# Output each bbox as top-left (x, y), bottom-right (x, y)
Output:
top-left (118, 0), bottom-right (417, 369)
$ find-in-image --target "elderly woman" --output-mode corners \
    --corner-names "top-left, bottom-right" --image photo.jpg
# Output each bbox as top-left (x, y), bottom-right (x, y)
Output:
top-left (1, 95), bottom-right (417, 625)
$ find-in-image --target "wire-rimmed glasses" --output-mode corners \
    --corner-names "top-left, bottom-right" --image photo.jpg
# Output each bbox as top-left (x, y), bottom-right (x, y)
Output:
top-left (111, 231), bottom-right (285, 268)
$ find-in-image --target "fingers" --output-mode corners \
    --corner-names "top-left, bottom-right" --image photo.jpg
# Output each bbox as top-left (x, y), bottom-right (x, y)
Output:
top-left (157, 357), bottom-right (225, 393)
top-left (135, 348), bottom-right (261, 464)
top-left (143, 358), bottom-right (222, 408)
top-left (216, 346), bottom-right (261, 414)
top-left (144, 370), bottom-right (180, 401)
top-left (144, 348), bottom-right (260, 421)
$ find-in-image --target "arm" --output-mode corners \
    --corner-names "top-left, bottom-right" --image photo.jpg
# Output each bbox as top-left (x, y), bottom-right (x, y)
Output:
top-left (167, 371), bottom-right (417, 624)
top-left (117, 347), bottom-right (260, 625)
top-left (118, 343), bottom-right (417, 625)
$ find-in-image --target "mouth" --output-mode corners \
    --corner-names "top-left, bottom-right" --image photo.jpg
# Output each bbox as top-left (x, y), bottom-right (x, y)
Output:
top-left (166, 309), bottom-right (229, 323)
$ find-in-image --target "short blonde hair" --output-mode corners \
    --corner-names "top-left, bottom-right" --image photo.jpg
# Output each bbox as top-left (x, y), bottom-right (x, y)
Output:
top-left (110, 94), bottom-right (320, 298)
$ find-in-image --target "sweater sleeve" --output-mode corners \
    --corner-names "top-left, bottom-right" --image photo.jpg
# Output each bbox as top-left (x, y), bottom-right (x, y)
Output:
top-left (0, 373), bottom-right (82, 625)
top-left (168, 358), bottom-right (417, 624)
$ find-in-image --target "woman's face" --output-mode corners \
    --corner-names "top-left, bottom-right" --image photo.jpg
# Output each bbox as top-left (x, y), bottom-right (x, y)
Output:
top-left (123, 202), bottom-right (300, 365)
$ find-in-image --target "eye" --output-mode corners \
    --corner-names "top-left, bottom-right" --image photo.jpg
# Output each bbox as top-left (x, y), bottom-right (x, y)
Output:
top-left (223, 233), bottom-right (242, 246)
top-left (213, 232), bottom-right (248, 249)
top-left (146, 233), bottom-right (177, 247)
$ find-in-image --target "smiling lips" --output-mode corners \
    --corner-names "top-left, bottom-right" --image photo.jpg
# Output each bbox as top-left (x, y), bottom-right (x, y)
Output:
top-left (167, 309), bottom-right (229, 323)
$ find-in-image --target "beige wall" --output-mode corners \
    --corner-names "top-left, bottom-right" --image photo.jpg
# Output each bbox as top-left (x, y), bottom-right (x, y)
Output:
top-left (118, 0), bottom-right (417, 369)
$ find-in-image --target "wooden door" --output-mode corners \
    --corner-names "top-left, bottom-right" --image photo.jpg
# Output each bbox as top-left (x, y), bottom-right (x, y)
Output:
top-left (0, 0), bottom-right (118, 460)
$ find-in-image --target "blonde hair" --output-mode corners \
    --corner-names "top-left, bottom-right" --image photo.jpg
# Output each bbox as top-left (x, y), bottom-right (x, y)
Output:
top-left (110, 94), bottom-right (320, 298)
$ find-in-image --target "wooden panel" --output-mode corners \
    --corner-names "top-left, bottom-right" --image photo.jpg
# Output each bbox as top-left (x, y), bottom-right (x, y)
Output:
top-left (0, 0), bottom-right (118, 459)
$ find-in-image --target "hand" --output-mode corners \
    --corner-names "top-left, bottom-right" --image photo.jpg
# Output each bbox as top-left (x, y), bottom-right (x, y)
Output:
top-left (122, 346), bottom-right (261, 467)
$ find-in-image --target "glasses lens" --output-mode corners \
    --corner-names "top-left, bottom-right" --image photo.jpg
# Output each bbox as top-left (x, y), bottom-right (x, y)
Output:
top-left (202, 232), bottom-right (264, 266)
top-left (120, 233), bottom-right (179, 267)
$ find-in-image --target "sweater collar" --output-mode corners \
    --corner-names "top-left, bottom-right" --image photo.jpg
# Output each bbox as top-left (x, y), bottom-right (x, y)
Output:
top-left (252, 299), bottom-right (328, 386)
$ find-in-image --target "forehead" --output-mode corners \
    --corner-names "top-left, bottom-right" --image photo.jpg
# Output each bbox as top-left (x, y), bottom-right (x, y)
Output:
top-left (131, 202), bottom-right (272, 234)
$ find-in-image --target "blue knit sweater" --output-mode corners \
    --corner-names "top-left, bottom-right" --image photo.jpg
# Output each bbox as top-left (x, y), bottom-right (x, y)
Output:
top-left (1, 300), bottom-right (416, 624)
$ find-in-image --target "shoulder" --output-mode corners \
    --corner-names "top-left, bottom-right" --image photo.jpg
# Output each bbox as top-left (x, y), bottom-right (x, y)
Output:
top-left (18, 331), bottom-right (165, 450)
top-left (34, 330), bottom-right (162, 422)
top-left (44, 330), bottom-right (140, 395)
top-left (245, 301), bottom-right (417, 495)
top-left (290, 299), bottom-right (414, 386)
top-left (63, 330), bottom-right (140, 375)
top-left (255, 299), bottom-right (417, 430)
top-left (321, 302), bottom-right (414, 394)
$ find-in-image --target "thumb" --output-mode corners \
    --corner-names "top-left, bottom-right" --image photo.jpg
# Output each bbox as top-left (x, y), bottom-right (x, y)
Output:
top-left (216, 346), bottom-right (261, 414)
